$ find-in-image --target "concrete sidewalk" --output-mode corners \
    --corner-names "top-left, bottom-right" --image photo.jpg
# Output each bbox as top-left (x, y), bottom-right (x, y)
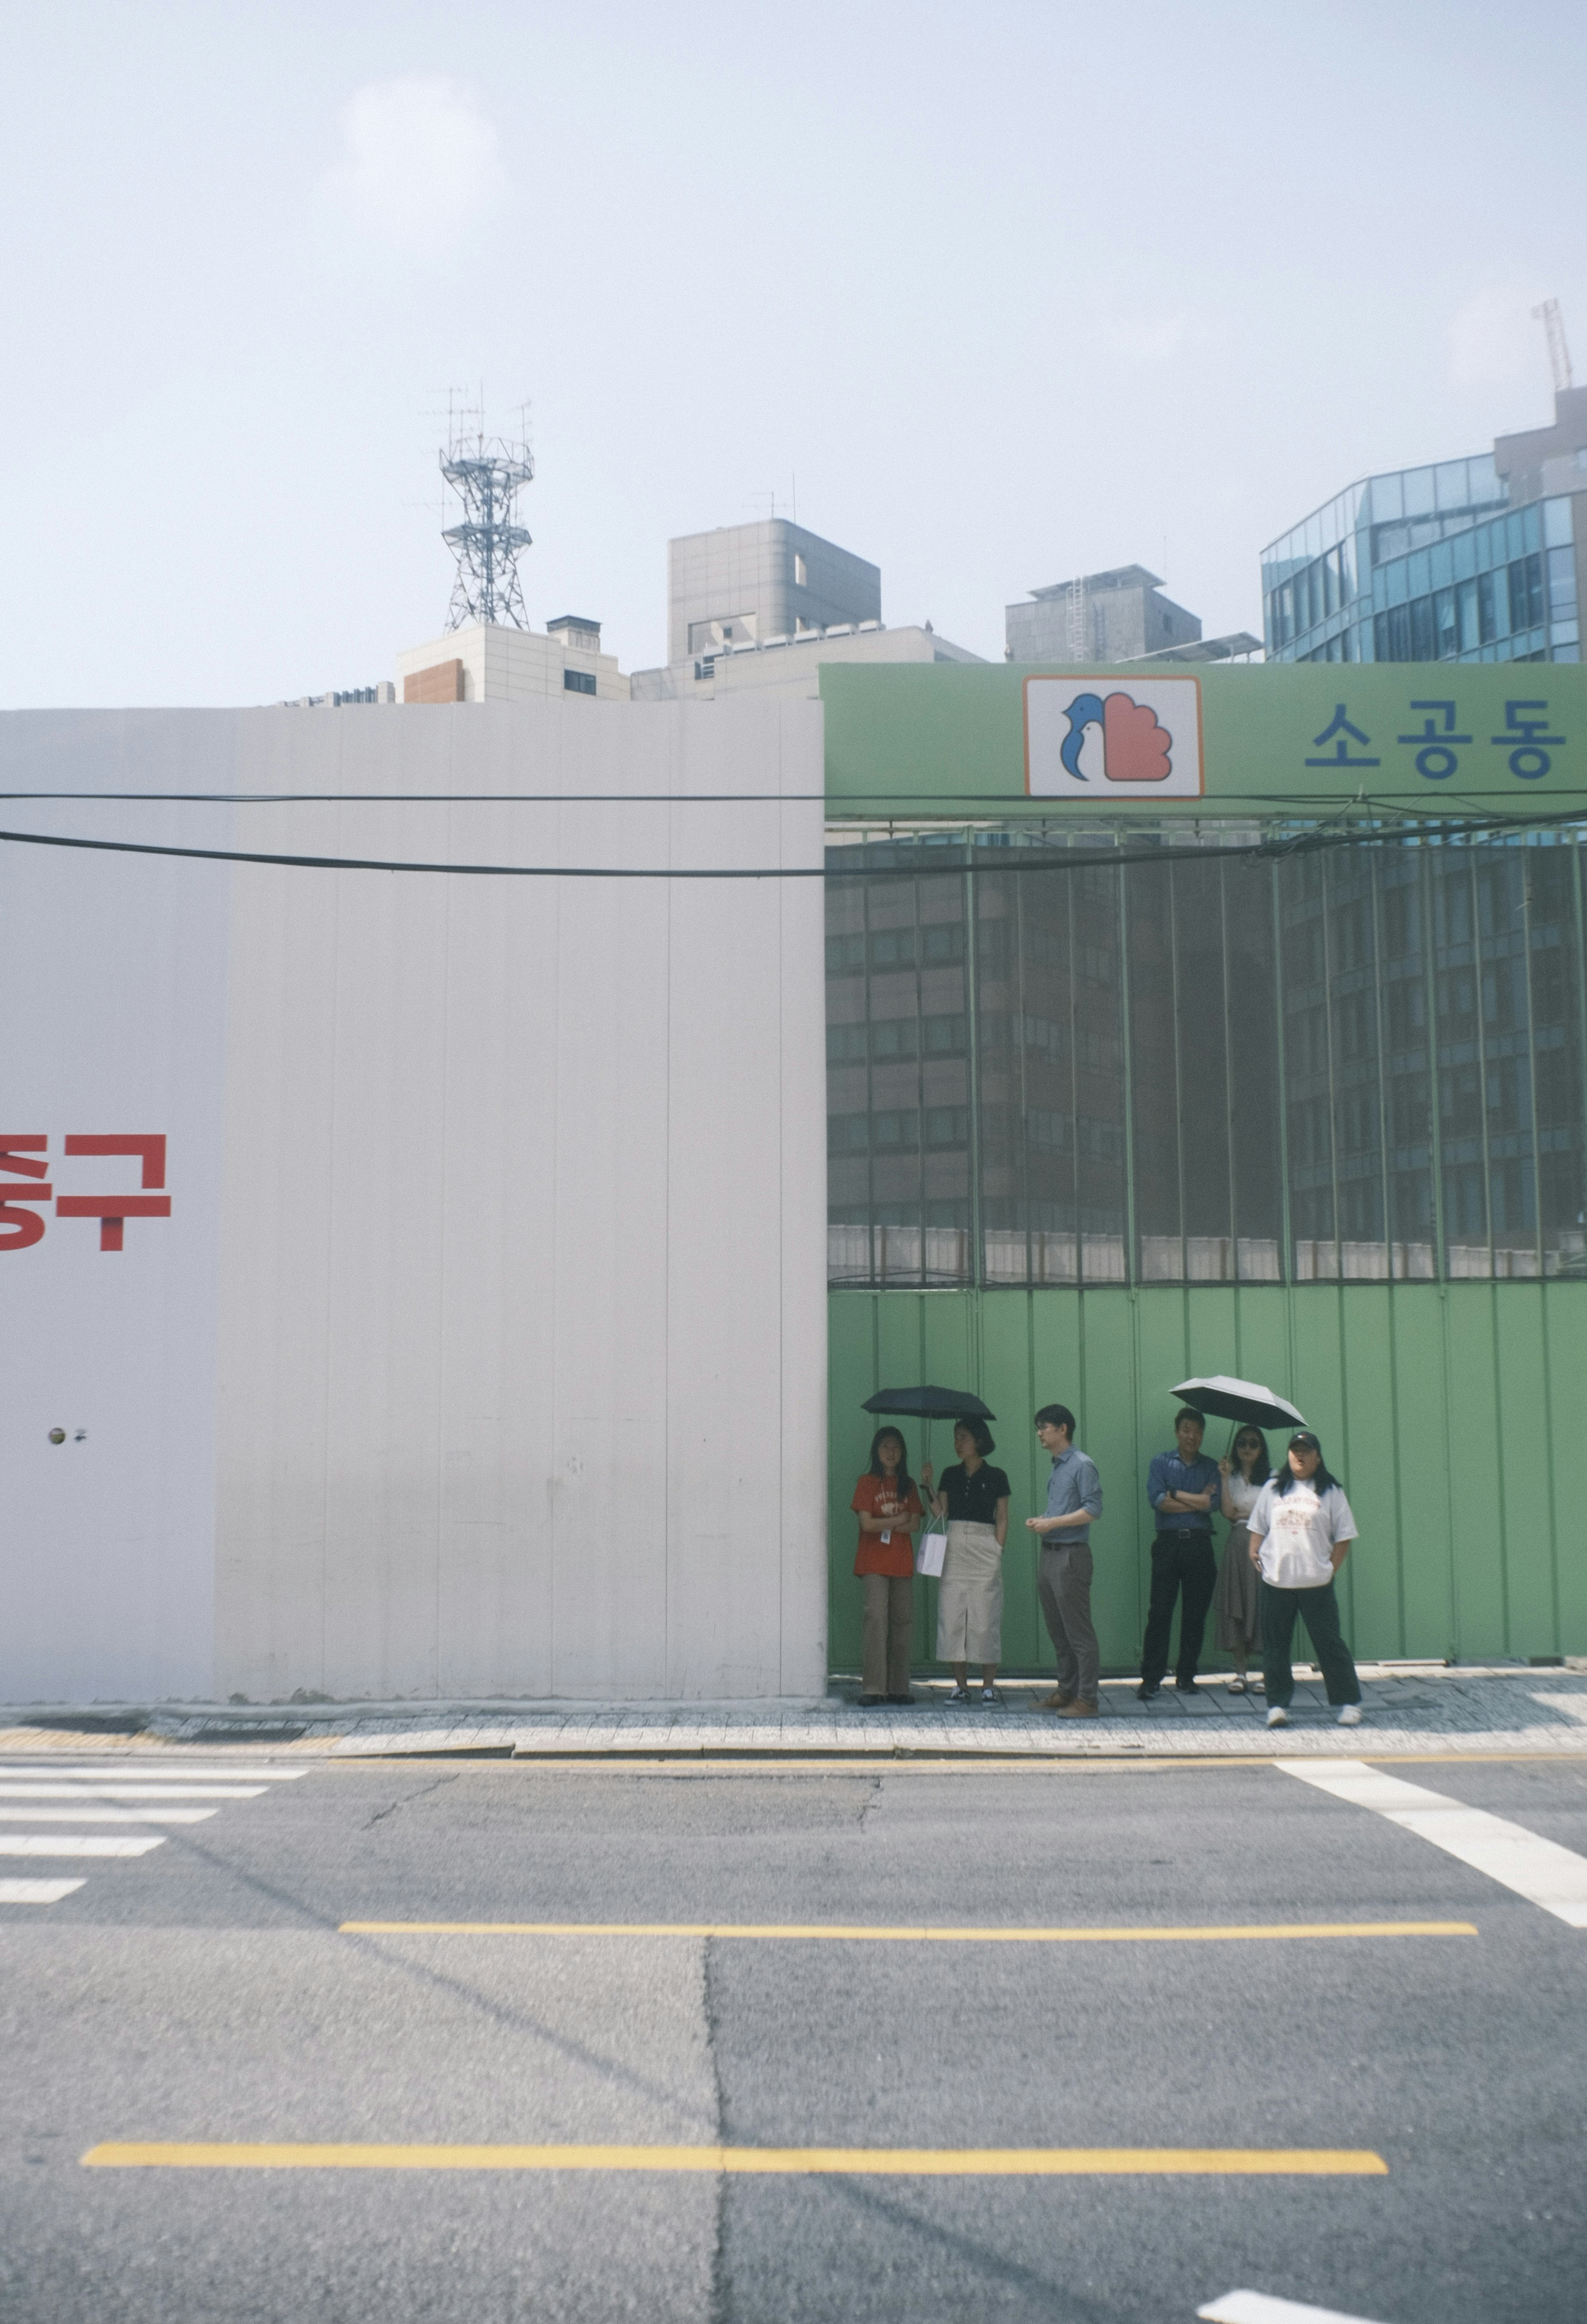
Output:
top-left (2, 1663), bottom-right (1585, 1759)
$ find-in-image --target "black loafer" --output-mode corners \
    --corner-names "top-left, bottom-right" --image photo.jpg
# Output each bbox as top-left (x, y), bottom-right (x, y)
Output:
top-left (1136, 1682), bottom-right (1160, 1701)
top-left (858, 1694), bottom-right (885, 1708)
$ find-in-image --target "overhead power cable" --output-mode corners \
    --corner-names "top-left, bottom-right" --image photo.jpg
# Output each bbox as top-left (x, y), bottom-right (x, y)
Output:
top-left (0, 807), bottom-right (1584, 882)
top-left (2, 788), bottom-right (1586, 810)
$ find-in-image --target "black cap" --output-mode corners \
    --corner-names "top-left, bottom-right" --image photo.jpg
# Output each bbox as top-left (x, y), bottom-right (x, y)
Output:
top-left (1289, 1430), bottom-right (1321, 1452)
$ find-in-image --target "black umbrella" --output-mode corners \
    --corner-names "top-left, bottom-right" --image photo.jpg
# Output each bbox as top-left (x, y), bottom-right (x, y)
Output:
top-left (1170, 1375), bottom-right (1306, 1432)
top-left (862, 1385), bottom-right (996, 1421)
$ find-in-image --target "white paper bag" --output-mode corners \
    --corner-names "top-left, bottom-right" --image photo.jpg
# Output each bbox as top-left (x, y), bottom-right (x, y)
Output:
top-left (916, 1527), bottom-right (948, 1578)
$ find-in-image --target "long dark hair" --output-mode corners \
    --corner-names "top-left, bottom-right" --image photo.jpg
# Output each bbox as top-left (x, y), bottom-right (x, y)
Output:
top-left (867, 1427), bottom-right (915, 1499)
top-left (1231, 1425), bottom-right (1270, 1483)
top-left (1273, 1435), bottom-right (1339, 1497)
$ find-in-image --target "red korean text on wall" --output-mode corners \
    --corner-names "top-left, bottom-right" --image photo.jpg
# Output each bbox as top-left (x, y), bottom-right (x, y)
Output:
top-left (0, 1136), bottom-right (171, 1253)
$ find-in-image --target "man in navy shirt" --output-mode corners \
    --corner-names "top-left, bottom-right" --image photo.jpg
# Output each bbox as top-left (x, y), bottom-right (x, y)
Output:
top-left (1138, 1408), bottom-right (1222, 1699)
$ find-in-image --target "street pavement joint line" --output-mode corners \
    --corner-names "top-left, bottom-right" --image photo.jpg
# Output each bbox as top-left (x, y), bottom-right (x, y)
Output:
top-left (337, 1918), bottom-right (1475, 1943)
top-left (80, 2142), bottom-right (1388, 2176)
top-left (1278, 1758), bottom-right (1587, 1928)
top-left (1200, 2292), bottom-right (1391, 2324)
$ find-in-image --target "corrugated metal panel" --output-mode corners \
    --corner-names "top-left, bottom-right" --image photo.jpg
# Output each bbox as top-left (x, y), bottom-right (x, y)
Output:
top-left (828, 1283), bottom-right (1587, 1674)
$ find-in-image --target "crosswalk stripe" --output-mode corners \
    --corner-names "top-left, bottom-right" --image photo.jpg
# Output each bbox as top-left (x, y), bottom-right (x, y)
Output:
top-left (1279, 1759), bottom-right (1587, 1928)
top-left (0, 1764), bottom-right (307, 1782)
top-left (0, 1784), bottom-right (267, 1802)
top-left (0, 1878), bottom-right (86, 1903)
top-left (0, 1807), bottom-right (217, 1825)
top-left (0, 1834), bottom-right (165, 1857)
top-left (1199, 2291), bottom-right (1389, 2324)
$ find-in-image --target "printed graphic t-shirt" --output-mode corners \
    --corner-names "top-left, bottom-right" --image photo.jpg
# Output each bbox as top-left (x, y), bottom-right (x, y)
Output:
top-left (852, 1473), bottom-right (923, 1579)
top-left (1247, 1478), bottom-right (1358, 1589)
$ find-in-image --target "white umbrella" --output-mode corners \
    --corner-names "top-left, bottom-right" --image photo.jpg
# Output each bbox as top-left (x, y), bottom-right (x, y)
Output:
top-left (1170, 1376), bottom-right (1306, 1431)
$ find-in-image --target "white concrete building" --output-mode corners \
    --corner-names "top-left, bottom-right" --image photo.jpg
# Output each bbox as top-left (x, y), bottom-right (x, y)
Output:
top-left (396, 617), bottom-right (627, 704)
top-left (0, 698), bottom-right (827, 1706)
top-left (632, 517), bottom-right (983, 703)
top-left (665, 519), bottom-right (881, 664)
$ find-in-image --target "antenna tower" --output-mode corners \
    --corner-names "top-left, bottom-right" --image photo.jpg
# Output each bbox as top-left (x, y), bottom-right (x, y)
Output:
top-left (438, 390), bottom-right (534, 630)
top-left (1532, 300), bottom-right (1575, 396)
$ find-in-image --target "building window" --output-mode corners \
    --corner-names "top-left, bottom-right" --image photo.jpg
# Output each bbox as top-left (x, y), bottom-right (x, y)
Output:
top-left (794, 554), bottom-right (808, 588)
top-left (1510, 552), bottom-right (1544, 631)
top-left (563, 668), bottom-right (597, 696)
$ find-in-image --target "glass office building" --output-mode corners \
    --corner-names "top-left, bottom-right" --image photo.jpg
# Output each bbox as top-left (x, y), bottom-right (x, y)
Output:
top-left (1262, 389), bottom-right (1587, 667)
top-left (826, 822), bottom-right (1587, 1292)
top-left (1263, 465), bottom-right (1581, 667)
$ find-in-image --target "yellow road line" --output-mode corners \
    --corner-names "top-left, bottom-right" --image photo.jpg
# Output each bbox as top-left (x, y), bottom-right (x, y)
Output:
top-left (338, 1918), bottom-right (1475, 1943)
top-left (81, 2141), bottom-right (1387, 2176)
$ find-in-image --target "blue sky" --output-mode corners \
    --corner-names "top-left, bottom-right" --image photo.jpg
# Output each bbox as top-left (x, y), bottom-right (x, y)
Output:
top-left (1, 0), bottom-right (1583, 703)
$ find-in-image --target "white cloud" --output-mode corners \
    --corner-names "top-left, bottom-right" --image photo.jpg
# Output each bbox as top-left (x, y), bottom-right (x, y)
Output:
top-left (326, 76), bottom-right (504, 256)
top-left (1449, 284), bottom-right (1549, 387)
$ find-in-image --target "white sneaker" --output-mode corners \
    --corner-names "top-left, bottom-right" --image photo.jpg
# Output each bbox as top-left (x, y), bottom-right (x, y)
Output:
top-left (1337, 1704), bottom-right (1363, 1727)
top-left (1265, 1706), bottom-right (1288, 1728)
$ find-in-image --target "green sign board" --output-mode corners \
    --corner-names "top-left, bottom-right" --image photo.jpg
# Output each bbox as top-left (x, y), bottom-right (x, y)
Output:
top-left (819, 661), bottom-right (1587, 816)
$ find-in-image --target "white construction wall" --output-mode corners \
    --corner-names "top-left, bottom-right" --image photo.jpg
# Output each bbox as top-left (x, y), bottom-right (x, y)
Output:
top-left (0, 698), bottom-right (828, 1704)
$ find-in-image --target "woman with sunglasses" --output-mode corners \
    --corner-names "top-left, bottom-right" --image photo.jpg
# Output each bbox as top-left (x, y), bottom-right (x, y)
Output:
top-left (1213, 1426), bottom-right (1271, 1693)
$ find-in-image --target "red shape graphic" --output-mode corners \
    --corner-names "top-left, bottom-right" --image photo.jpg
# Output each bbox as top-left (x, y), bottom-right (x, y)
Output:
top-left (58, 1135), bottom-right (170, 1251)
top-left (0, 1137), bottom-right (51, 1251)
top-left (1102, 693), bottom-right (1173, 782)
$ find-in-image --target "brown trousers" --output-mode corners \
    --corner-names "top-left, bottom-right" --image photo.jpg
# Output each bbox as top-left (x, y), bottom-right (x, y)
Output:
top-left (861, 1572), bottom-right (914, 1696)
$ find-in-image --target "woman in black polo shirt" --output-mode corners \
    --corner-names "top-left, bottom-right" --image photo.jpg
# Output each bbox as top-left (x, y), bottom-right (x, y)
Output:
top-left (922, 1419), bottom-right (1012, 1706)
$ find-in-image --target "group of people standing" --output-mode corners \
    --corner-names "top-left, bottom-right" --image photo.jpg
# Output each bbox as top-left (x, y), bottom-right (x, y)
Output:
top-left (851, 1403), bottom-right (1363, 1726)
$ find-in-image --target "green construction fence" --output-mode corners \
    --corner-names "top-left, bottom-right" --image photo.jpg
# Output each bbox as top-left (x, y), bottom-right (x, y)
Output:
top-left (827, 1282), bottom-right (1587, 1677)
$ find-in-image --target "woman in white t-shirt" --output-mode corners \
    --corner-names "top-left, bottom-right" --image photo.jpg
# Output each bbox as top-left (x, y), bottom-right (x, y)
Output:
top-left (1245, 1431), bottom-right (1363, 1730)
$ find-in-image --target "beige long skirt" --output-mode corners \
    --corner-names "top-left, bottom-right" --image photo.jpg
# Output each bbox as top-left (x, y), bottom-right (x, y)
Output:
top-left (936, 1518), bottom-right (1003, 1663)
top-left (1214, 1521), bottom-right (1262, 1654)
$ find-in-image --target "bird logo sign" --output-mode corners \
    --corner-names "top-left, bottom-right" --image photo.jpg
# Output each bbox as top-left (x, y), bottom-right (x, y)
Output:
top-left (1024, 674), bottom-right (1204, 799)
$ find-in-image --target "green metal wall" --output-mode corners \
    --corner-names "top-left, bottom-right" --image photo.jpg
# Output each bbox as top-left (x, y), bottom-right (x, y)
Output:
top-left (828, 1283), bottom-right (1587, 1676)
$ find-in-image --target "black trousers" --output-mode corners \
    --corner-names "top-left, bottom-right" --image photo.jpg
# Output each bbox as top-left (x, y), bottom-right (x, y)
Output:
top-left (1260, 1577), bottom-right (1361, 1708)
top-left (1141, 1533), bottom-right (1217, 1688)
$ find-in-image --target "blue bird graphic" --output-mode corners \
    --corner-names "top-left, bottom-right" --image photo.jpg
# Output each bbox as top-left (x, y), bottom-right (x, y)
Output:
top-left (1059, 693), bottom-right (1107, 782)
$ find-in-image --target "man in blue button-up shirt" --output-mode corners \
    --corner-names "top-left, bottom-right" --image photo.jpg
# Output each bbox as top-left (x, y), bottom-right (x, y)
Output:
top-left (1138, 1409), bottom-right (1222, 1699)
top-left (1026, 1403), bottom-right (1103, 1717)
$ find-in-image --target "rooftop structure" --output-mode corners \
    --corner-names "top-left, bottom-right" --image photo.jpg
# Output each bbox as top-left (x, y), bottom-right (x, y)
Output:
top-left (397, 620), bottom-right (626, 705)
top-left (631, 517), bottom-right (982, 701)
top-left (1006, 566), bottom-right (1203, 664)
top-left (666, 518), bottom-right (880, 667)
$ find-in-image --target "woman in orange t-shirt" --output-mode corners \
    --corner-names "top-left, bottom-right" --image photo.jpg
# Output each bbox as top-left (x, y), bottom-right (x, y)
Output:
top-left (851, 1427), bottom-right (922, 1708)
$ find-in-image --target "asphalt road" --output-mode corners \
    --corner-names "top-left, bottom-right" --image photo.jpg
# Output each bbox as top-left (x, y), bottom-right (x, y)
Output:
top-left (1, 1750), bottom-right (1584, 2324)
